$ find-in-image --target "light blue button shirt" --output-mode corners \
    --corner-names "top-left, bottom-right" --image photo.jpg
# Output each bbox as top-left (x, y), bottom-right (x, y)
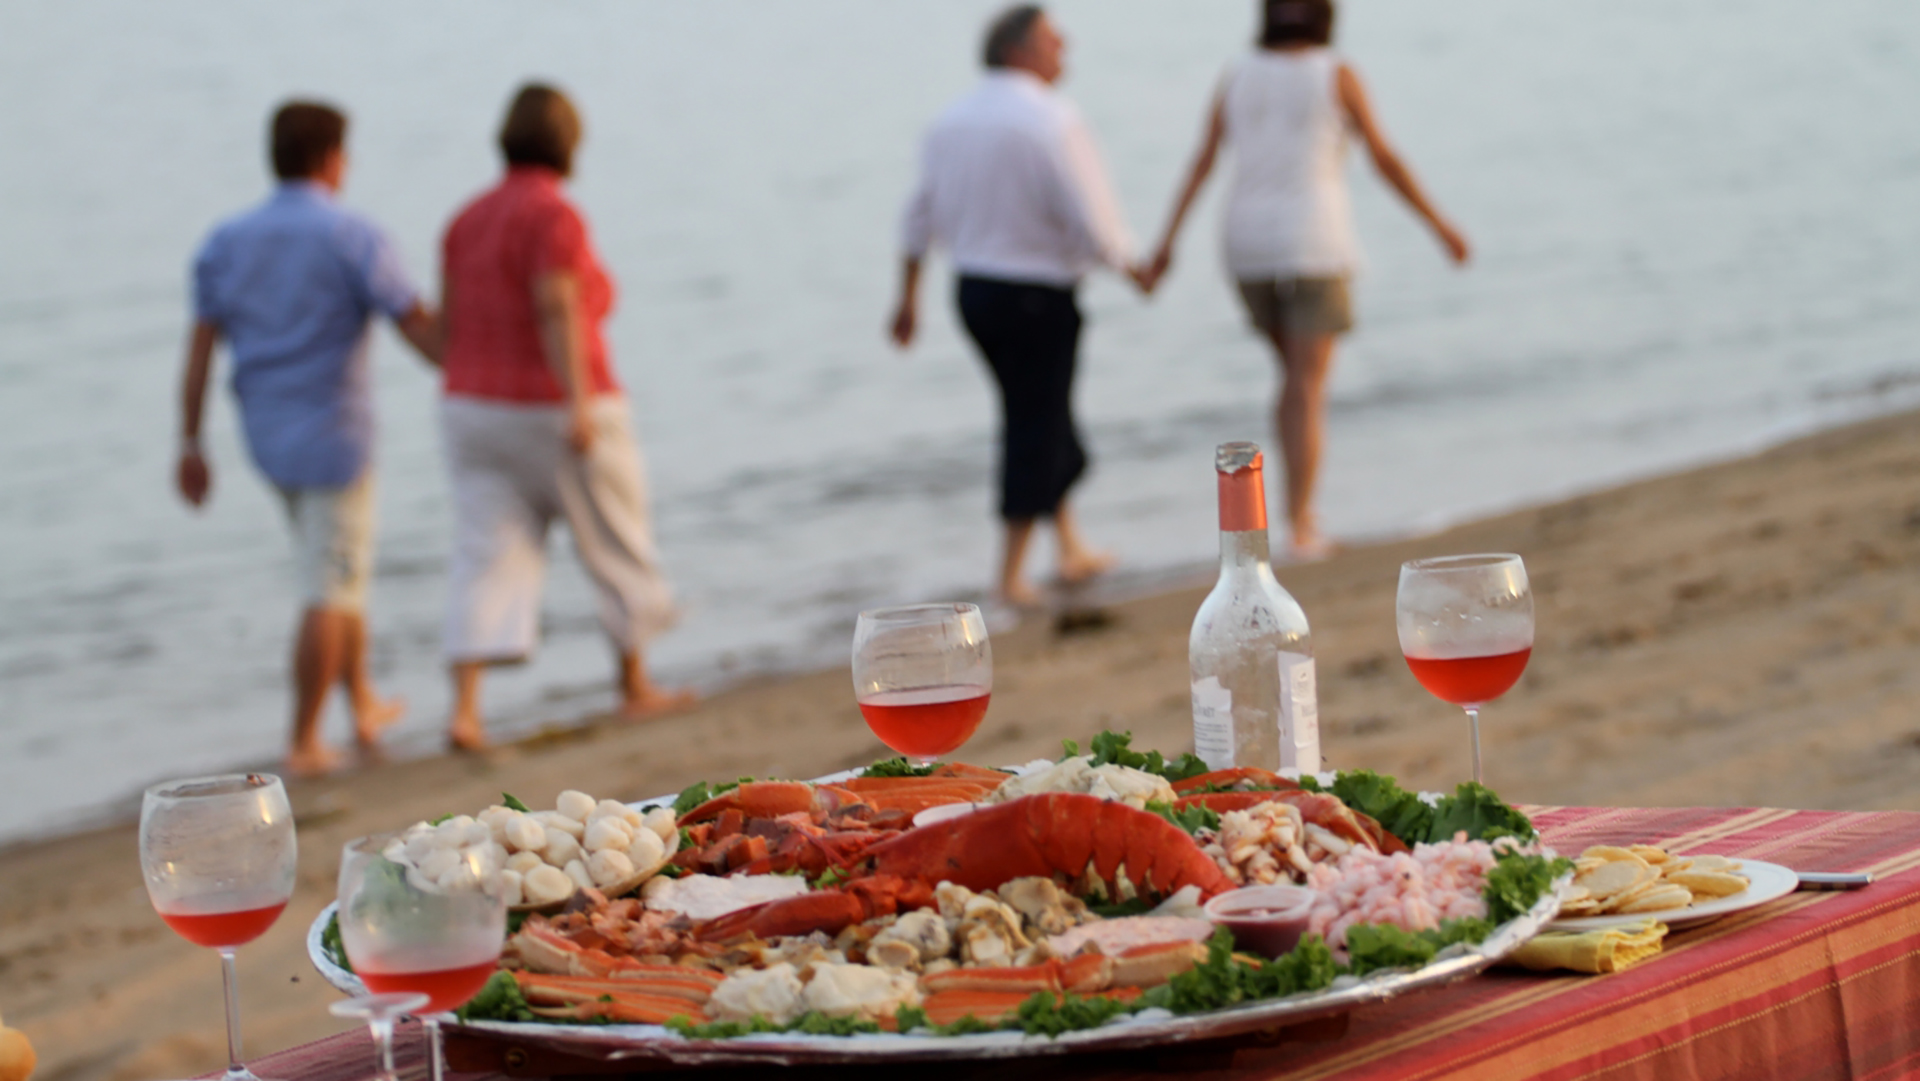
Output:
top-left (192, 182), bottom-right (419, 489)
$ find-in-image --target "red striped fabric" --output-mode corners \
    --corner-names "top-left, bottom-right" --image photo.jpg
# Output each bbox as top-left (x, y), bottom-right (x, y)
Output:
top-left (233, 807), bottom-right (1920, 1081)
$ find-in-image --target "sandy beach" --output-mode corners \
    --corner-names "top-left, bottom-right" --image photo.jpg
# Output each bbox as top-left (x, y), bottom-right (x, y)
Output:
top-left (6, 408), bottom-right (1920, 1081)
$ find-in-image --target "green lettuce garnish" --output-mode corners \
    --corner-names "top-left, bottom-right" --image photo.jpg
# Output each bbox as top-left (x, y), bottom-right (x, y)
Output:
top-left (670, 778), bottom-right (746, 816)
top-left (455, 970), bottom-right (537, 1023)
top-left (1145, 799), bottom-right (1221, 836)
top-left (860, 757), bottom-right (939, 778)
top-left (1062, 730), bottom-right (1209, 781)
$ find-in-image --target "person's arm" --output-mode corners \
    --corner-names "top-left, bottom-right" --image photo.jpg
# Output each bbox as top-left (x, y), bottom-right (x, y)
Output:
top-left (890, 145), bottom-right (935, 350)
top-left (889, 256), bottom-right (923, 348)
top-left (1146, 89), bottom-right (1228, 291)
top-left (176, 320), bottom-right (218, 507)
top-left (1050, 110), bottom-right (1138, 286)
top-left (1337, 63), bottom-right (1470, 264)
top-left (532, 270), bottom-right (595, 454)
top-left (394, 300), bottom-right (442, 368)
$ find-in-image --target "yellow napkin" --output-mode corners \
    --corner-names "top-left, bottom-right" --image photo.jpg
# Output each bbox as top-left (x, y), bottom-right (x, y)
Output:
top-left (1506, 918), bottom-right (1668, 974)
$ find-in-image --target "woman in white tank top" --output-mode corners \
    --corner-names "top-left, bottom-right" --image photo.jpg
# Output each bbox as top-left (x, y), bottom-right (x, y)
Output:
top-left (1143, 0), bottom-right (1469, 559)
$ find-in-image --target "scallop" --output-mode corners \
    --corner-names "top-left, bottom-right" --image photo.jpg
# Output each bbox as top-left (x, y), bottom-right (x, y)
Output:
top-left (543, 829), bottom-right (583, 867)
top-left (587, 849), bottom-right (636, 888)
top-left (403, 832), bottom-right (440, 864)
top-left (591, 798), bottom-right (632, 822)
top-left (503, 814), bottom-right (547, 853)
top-left (535, 812), bottom-right (586, 841)
top-left (505, 850), bottom-right (545, 876)
top-left (583, 817), bottom-right (634, 854)
top-left (563, 858), bottom-right (594, 892)
top-left (641, 806), bottom-right (677, 842)
top-left (625, 827), bottom-right (666, 870)
top-left (418, 847), bottom-right (461, 881)
top-left (437, 861), bottom-right (481, 894)
top-left (522, 865), bottom-right (575, 906)
top-left (382, 839), bottom-right (408, 865)
top-left (498, 869), bottom-right (525, 907)
top-left (555, 790), bottom-right (597, 822)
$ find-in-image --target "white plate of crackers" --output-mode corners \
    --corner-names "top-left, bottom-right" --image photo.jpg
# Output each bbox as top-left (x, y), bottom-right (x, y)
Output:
top-left (1543, 845), bottom-right (1798, 932)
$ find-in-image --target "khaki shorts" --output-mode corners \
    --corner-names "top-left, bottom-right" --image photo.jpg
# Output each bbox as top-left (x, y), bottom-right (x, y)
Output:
top-left (277, 471), bottom-right (375, 611)
top-left (1235, 276), bottom-right (1354, 339)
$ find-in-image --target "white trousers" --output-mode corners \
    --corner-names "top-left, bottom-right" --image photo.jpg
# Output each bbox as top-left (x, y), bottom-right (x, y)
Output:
top-left (441, 395), bottom-right (676, 662)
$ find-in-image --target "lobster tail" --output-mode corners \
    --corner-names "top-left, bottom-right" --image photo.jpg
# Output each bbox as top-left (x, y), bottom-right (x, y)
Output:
top-left (864, 793), bottom-right (1233, 900)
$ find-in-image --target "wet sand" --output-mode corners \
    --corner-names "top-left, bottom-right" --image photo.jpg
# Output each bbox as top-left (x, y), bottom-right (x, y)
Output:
top-left (6, 408), bottom-right (1920, 1081)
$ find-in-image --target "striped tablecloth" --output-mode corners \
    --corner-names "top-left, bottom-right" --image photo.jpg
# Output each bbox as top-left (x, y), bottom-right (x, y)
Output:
top-left (239, 806), bottom-right (1920, 1081)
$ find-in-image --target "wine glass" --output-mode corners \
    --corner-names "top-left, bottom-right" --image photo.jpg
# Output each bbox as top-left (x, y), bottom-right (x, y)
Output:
top-left (329, 993), bottom-right (427, 1081)
top-left (140, 773), bottom-right (297, 1081)
top-left (1396, 554), bottom-right (1534, 785)
top-left (336, 834), bottom-right (508, 1081)
top-left (853, 602), bottom-right (993, 765)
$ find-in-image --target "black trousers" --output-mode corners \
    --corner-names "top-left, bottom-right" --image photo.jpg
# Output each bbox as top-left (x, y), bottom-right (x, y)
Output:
top-left (956, 275), bottom-right (1088, 521)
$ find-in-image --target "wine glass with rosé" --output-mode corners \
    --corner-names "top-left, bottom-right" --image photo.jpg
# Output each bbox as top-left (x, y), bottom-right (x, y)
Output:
top-left (853, 602), bottom-right (993, 765)
top-left (1396, 554), bottom-right (1534, 785)
top-left (336, 834), bottom-right (508, 1081)
top-left (140, 773), bottom-right (297, 1081)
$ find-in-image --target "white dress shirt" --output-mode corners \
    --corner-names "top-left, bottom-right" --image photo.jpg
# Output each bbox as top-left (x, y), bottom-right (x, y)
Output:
top-left (900, 70), bottom-right (1133, 288)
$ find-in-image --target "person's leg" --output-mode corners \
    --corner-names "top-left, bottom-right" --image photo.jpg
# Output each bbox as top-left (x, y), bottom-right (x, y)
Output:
top-left (1050, 501), bottom-right (1112, 583)
top-left (441, 398), bottom-right (552, 750)
top-left (556, 397), bottom-right (694, 720)
top-left (998, 518), bottom-right (1040, 607)
top-left (1268, 329), bottom-right (1337, 554)
top-left (338, 611), bottom-right (404, 746)
top-left (448, 660), bottom-right (487, 751)
top-left (321, 471), bottom-right (404, 746)
top-left (287, 605), bottom-right (347, 776)
top-left (1027, 288), bottom-right (1107, 583)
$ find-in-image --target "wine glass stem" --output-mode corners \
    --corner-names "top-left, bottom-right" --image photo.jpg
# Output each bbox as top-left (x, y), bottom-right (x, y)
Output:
top-left (368, 1018), bottom-right (398, 1081)
top-left (1464, 707), bottom-right (1483, 785)
top-left (218, 948), bottom-right (247, 1080)
top-left (424, 1016), bottom-right (445, 1081)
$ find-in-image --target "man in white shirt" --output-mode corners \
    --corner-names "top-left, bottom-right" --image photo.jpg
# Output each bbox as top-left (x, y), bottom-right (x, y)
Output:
top-left (889, 4), bottom-right (1146, 609)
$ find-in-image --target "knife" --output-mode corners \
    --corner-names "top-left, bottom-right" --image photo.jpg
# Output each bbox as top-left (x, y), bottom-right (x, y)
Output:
top-left (1795, 872), bottom-right (1873, 890)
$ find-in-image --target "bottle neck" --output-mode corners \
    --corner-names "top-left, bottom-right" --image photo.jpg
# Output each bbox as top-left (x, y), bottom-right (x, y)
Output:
top-left (1219, 528), bottom-right (1274, 574)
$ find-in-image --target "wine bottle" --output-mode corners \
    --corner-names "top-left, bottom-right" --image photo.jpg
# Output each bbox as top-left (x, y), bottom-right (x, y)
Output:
top-left (1189, 442), bottom-right (1319, 773)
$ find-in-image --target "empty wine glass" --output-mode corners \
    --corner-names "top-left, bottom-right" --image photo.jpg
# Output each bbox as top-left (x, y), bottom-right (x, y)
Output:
top-left (336, 835), bottom-right (508, 1081)
top-left (330, 993), bottom-right (427, 1081)
top-left (853, 602), bottom-right (992, 765)
top-left (1396, 554), bottom-right (1534, 785)
top-left (140, 773), bottom-right (297, 1081)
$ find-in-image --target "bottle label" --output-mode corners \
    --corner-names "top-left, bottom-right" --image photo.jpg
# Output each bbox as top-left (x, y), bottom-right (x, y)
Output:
top-left (1278, 653), bottom-right (1319, 773)
top-left (1191, 677), bottom-right (1235, 770)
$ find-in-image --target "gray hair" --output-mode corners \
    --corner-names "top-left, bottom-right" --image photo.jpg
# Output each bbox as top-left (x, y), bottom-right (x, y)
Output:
top-left (983, 5), bottom-right (1045, 68)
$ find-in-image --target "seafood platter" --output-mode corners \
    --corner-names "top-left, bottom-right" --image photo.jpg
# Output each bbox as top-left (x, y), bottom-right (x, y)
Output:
top-left (310, 733), bottom-right (1573, 1066)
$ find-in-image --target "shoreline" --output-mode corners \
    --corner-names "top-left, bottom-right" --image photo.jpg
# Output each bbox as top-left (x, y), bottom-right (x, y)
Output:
top-left (14, 392), bottom-right (1910, 855)
top-left (9, 405), bottom-right (1920, 1081)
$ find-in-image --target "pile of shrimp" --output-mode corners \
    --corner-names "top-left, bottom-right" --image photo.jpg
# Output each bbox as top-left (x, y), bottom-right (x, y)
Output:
top-left (1303, 834), bottom-right (1505, 962)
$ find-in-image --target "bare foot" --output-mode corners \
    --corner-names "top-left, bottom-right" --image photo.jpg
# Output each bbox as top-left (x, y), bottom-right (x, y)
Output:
top-left (1285, 535), bottom-right (1340, 563)
top-left (999, 579), bottom-right (1044, 611)
top-left (448, 718), bottom-right (489, 753)
top-left (285, 744), bottom-right (345, 778)
top-left (1058, 549), bottom-right (1116, 585)
top-left (619, 687), bottom-right (699, 722)
top-left (352, 696), bottom-right (407, 747)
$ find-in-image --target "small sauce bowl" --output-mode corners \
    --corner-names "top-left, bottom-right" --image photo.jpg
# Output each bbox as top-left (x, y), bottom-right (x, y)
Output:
top-left (1204, 884), bottom-right (1319, 958)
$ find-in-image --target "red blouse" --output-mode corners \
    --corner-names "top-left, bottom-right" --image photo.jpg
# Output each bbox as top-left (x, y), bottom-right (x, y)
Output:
top-left (441, 166), bottom-right (620, 403)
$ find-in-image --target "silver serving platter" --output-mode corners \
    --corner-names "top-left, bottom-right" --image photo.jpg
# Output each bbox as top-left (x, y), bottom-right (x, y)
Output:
top-left (307, 876), bottom-right (1567, 1066)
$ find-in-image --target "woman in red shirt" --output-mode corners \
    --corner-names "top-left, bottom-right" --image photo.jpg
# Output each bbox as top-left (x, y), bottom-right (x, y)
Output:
top-left (438, 84), bottom-right (691, 748)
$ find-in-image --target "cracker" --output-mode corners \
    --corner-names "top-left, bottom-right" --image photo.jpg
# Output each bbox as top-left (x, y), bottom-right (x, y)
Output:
top-left (1583, 846), bottom-right (1651, 868)
top-left (1685, 855), bottom-right (1742, 874)
top-left (1666, 870), bottom-right (1749, 898)
top-left (1574, 857), bottom-right (1608, 875)
top-left (1617, 885), bottom-right (1695, 913)
top-left (1628, 844), bottom-right (1673, 864)
top-left (1578, 859), bottom-right (1652, 901)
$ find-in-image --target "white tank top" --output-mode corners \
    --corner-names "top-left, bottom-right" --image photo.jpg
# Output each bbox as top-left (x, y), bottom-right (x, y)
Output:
top-left (1220, 48), bottom-right (1359, 279)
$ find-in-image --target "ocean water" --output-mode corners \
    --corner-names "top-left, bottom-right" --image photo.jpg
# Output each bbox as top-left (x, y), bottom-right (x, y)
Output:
top-left (2, 1), bottom-right (1917, 844)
